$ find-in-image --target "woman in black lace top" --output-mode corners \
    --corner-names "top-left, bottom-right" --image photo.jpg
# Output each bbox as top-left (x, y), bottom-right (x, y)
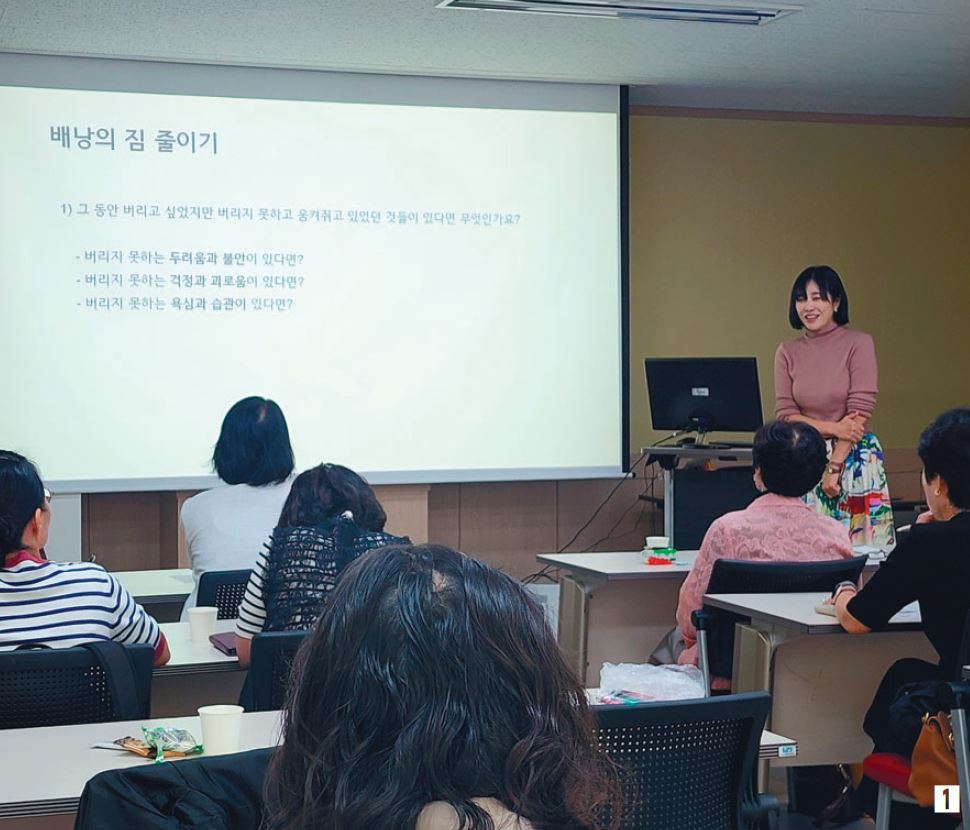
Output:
top-left (234, 463), bottom-right (409, 667)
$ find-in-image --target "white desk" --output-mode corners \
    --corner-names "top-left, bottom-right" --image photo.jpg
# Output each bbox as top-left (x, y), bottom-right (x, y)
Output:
top-left (0, 711), bottom-right (281, 824)
top-left (116, 568), bottom-right (194, 605)
top-left (113, 568), bottom-right (193, 622)
top-left (536, 550), bottom-right (698, 686)
top-left (702, 591), bottom-right (935, 766)
top-left (539, 549), bottom-right (881, 687)
top-left (152, 620), bottom-right (245, 717)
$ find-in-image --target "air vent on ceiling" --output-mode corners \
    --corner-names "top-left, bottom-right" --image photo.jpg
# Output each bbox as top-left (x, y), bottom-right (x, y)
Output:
top-left (436, 0), bottom-right (800, 25)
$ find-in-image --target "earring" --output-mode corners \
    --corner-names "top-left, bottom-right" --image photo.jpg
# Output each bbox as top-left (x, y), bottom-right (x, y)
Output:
top-left (934, 490), bottom-right (941, 496)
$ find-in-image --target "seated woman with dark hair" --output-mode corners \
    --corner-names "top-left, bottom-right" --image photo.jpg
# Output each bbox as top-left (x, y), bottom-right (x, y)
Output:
top-left (180, 396), bottom-right (295, 618)
top-left (265, 543), bottom-right (619, 830)
top-left (676, 419), bottom-right (853, 672)
top-left (0, 451), bottom-right (170, 665)
top-left (234, 463), bottom-right (408, 667)
top-left (831, 408), bottom-right (970, 757)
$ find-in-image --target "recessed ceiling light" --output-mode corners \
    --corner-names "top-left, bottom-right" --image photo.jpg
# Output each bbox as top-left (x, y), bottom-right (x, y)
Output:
top-left (436, 0), bottom-right (801, 25)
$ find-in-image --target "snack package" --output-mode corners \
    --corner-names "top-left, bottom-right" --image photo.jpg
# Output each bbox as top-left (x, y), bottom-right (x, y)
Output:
top-left (114, 726), bottom-right (203, 763)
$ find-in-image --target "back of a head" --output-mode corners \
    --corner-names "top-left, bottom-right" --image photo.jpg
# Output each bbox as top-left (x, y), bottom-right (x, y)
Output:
top-left (275, 463), bottom-right (386, 531)
top-left (753, 420), bottom-right (827, 497)
top-left (919, 408), bottom-right (970, 510)
top-left (0, 451), bottom-right (44, 557)
top-left (212, 396), bottom-right (294, 486)
top-left (267, 544), bottom-right (616, 830)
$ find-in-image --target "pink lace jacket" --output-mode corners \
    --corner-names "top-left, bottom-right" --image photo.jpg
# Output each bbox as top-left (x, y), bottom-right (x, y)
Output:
top-left (676, 493), bottom-right (853, 667)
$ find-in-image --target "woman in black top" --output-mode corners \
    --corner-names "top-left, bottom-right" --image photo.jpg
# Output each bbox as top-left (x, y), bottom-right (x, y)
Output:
top-left (832, 408), bottom-right (970, 676)
top-left (829, 408), bottom-right (970, 827)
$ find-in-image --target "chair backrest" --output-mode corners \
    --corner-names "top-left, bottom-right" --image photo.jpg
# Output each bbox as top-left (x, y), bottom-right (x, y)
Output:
top-left (0, 643), bottom-right (153, 729)
top-left (594, 692), bottom-right (771, 830)
top-left (75, 747), bottom-right (271, 830)
top-left (248, 631), bottom-right (307, 712)
top-left (198, 569), bottom-right (252, 619)
top-left (702, 555), bottom-right (867, 679)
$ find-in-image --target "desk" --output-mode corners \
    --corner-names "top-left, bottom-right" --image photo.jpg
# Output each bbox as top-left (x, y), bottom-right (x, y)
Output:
top-left (153, 620), bottom-right (245, 717)
top-left (0, 711), bottom-right (281, 827)
top-left (538, 550), bottom-right (698, 686)
top-left (540, 550), bottom-right (882, 688)
top-left (115, 568), bottom-right (193, 622)
top-left (703, 592), bottom-right (936, 766)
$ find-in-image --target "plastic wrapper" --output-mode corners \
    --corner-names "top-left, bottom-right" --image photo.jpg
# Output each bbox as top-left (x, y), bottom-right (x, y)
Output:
top-left (114, 726), bottom-right (203, 763)
top-left (599, 662), bottom-right (705, 702)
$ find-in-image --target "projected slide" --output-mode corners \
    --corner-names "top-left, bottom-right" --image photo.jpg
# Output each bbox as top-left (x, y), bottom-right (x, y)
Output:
top-left (0, 64), bottom-right (622, 490)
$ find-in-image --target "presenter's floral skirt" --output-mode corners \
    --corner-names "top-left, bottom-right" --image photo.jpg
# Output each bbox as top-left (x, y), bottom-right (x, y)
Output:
top-left (805, 432), bottom-right (896, 549)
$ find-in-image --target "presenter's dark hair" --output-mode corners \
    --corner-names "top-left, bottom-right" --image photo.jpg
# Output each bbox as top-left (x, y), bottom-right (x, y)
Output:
top-left (266, 544), bottom-right (619, 830)
top-left (212, 396), bottom-right (294, 486)
top-left (0, 451), bottom-right (46, 556)
top-left (753, 420), bottom-right (828, 497)
top-left (919, 408), bottom-right (970, 510)
top-left (276, 463), bottom-right (386, 532)
top-left (789, 265), bottom-right (850, 329)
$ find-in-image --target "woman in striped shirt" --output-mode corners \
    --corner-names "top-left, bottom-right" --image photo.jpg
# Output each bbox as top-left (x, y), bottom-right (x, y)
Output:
top-left (0, 451), bottom-right (169, 665)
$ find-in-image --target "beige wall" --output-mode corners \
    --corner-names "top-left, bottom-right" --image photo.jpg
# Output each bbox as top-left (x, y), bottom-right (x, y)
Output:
top-left (628, 112), bottom-right (970, 452)
top-left (84, 112), bottom-right (970, 569)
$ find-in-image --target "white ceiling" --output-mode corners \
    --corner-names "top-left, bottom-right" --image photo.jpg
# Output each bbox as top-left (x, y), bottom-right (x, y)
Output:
top-left (0, 0), bottom-right (968, 117)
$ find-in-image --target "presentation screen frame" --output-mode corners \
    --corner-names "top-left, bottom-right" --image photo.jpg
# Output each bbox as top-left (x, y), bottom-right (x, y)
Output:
top-left (0, 54), bottom-right (630, 492)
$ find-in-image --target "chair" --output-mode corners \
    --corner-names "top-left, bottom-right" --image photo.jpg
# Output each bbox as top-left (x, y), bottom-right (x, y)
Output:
top-left (692, 555), bottom-right (868, 690)
top-left (198, 569), bottom-right (252, 619)
top-left (593, 691), bottom-right (779, 830)
top-left (75, 747), bottom-right (270, 830)
top-left (0, 643), bottom-right (153, 729)
top-left (863, 682), bottom-right (970, 830)
top-left (247, 630), bottom-right (307, 711)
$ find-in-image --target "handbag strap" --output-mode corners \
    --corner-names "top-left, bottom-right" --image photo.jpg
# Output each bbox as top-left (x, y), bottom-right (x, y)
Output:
top-left (79, 641), bottom-right (142, 721)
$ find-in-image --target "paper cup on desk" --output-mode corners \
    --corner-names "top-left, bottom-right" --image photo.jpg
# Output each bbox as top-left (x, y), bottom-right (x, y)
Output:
top-left (188, 606), bottom-right (219, 643)
top-left (198, 704), bottom-right (243, 755)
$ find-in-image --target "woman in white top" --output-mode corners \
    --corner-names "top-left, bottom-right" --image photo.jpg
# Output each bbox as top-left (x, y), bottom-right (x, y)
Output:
top-left (180, 396), bottom-right (294, 618)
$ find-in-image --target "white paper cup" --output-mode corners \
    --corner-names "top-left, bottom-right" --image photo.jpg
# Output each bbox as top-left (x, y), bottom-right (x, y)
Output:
top-left (188, 606), bottom-right (219, 644)
top-left (198, 704), bottom-right (243, 755)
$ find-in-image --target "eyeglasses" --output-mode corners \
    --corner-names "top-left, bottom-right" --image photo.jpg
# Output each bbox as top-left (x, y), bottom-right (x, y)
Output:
top-left (43, 487), bottom-right (52, 502)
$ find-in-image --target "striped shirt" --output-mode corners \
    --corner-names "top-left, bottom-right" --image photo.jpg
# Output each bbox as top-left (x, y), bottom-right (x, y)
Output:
top-left (235, 547), bottom-right (270, 640)
top-left (0, 551), bottom-right (165, 657)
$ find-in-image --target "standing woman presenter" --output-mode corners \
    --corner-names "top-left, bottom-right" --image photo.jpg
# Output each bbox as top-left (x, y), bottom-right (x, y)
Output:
top-left (774, 265), bottom-right (895, 547)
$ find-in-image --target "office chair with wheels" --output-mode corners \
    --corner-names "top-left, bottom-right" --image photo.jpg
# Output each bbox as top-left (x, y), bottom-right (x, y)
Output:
top-left (692, 555), bottom-right (868, 690)
top-left (0, 642), bottom-right (153, 729)
top-left (247, 630), bottom-right (306, 712)
top-left (198, 569), bottom-right (252, 619)
top-left (594, 691), bottom-right (778, 830)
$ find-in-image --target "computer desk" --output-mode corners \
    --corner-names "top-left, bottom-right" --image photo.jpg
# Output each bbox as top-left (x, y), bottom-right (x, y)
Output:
top-left (703, 592), bottom-right (935, 767)
top-left (538, 549), bottom-right (883, 688)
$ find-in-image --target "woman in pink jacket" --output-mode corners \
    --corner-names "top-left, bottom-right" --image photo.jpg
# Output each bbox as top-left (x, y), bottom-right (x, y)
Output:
top-left (677, 420), bottom-right (853, 677)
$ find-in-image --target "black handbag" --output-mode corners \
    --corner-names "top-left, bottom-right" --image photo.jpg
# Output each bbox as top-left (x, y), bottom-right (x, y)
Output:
top-left (887, 680), bottom-right (955, 757)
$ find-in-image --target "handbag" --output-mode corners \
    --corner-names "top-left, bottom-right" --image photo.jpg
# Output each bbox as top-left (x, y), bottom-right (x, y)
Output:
top-left (908, 711), bottom-right (958, 807)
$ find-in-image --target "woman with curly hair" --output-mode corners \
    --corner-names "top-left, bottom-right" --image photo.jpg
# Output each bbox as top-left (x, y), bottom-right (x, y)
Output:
top-left (265, 543), bottom-right (619, 830)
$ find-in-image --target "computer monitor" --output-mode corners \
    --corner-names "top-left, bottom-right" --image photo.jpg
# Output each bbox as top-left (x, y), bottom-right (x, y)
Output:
top-left (644, 357), bottom-right (763, 437)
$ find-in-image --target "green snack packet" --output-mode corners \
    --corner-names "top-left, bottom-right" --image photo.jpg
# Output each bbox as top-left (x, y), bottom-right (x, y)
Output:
top-left (141, 725), bottom-right (203, 763)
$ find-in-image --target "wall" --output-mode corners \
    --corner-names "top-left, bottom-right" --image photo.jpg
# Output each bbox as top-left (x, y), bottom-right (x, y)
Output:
top-left (628, 111), bottom-right (970, 454)
top-left (82, 110), bottom-right (970, 571)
